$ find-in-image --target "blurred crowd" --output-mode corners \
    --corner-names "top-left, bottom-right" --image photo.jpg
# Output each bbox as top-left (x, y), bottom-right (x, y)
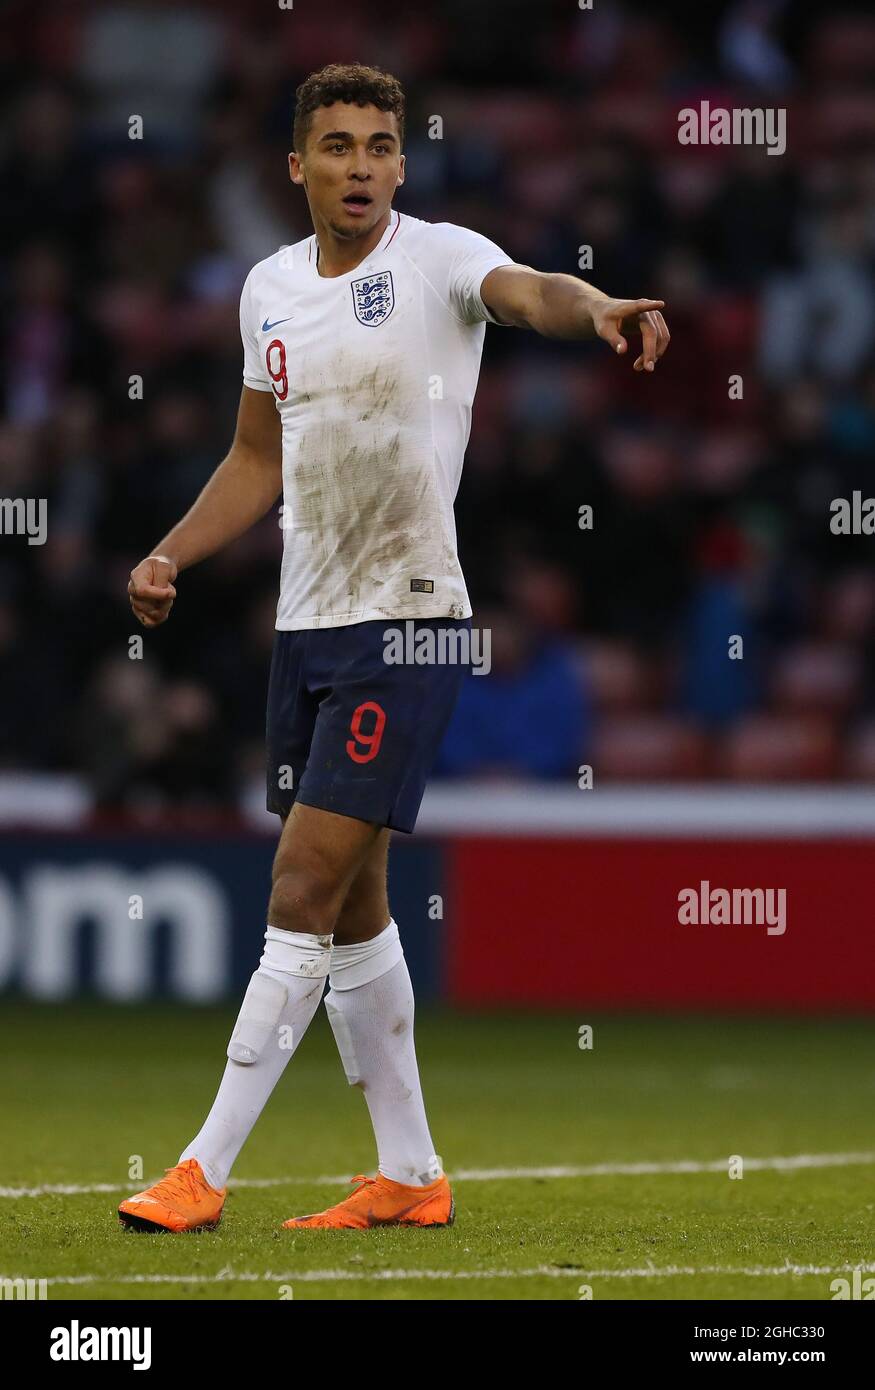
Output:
top-left (2, 0), bottom-right (875, 813)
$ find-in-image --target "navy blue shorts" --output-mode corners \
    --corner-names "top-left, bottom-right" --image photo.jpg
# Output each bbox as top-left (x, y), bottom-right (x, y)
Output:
top-left (266, 617), bottom-right (471, 833)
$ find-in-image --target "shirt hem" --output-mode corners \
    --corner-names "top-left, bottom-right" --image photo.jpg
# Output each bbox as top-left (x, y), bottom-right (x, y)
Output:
top-left (275, 604), bottom-right (473, 631)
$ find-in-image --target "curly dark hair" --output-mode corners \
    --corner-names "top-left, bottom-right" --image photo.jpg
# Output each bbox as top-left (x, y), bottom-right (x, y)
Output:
top-left (293, 63), bottom-right (405, 153)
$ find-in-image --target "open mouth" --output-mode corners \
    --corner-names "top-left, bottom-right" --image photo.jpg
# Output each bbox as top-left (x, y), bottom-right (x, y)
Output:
top-left (342, 193), bottom-right (372, 209)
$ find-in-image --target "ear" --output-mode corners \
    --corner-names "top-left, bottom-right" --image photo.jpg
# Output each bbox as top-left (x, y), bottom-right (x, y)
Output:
top-left (288, 151), bottom-right (305, 186)
top-left (396, 153), bottom-right (405, 187)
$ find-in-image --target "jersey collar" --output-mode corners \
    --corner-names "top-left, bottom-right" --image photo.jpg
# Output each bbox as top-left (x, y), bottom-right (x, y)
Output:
top-left (308, 210), bottom-right (401, 281)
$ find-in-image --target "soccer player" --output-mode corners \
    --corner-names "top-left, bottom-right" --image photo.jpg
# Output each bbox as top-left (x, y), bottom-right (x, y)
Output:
top-left (120, 63), bottom-right (669, 1233)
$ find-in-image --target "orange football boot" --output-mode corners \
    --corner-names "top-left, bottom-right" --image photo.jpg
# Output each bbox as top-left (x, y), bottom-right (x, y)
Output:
top-left (283, 1172), bottom-right (454, 1230)
top-left (118, 1158), bottom-right (226, 1233)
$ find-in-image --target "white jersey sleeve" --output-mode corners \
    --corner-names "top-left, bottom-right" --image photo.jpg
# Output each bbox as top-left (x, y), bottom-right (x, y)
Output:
top-left (240, 269), bottom-right (273, 391)
top-left (434, 222), bottom-right (514, 326)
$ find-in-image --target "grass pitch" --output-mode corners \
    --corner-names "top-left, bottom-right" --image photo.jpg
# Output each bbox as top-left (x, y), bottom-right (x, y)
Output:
top-left (1, 1003), bottom-right (873, 1300)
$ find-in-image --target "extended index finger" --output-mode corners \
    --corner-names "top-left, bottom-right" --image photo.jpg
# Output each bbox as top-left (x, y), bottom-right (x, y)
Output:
top-left (626, 299), bottom-right (665, 314)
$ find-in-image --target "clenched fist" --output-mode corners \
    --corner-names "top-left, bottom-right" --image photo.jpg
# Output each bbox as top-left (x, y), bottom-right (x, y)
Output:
top-left (128, 554), bottom-right (178, 628)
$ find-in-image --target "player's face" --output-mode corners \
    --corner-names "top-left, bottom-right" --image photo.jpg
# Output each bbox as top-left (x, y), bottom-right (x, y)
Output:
top-left (289, 103), bottom-right (404, 240)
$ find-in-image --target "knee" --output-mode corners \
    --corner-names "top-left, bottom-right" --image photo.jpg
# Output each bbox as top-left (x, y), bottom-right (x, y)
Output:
top-left (267, 866), bottom-right (344, 937)
top-left (333, 892), bottom-right (390, 945)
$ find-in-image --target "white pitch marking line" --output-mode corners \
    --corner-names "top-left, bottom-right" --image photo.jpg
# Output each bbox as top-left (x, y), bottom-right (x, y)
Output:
top-left (2, 1261), bottom-right (875, 1286)
top-left (1, 1150), bottom-right (873, 1206)
top-left (1, 1150), bottom-right (873, 1200)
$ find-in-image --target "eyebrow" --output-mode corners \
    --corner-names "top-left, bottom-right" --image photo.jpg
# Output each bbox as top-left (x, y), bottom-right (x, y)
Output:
top-left (317, 130), bottom-right (398, 145)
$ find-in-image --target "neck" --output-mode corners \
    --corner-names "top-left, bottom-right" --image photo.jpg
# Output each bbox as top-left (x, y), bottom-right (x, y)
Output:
top-left (312, 207), bottom-right (393, 278)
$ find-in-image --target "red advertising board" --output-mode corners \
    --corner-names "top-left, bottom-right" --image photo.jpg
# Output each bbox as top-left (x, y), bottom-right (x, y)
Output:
top-left (446, 838), bottom-right (875, 1009)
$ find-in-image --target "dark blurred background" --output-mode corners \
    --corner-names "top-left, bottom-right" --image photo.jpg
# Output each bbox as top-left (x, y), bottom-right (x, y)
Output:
top-left (2, 0), bottom-right (875, 817)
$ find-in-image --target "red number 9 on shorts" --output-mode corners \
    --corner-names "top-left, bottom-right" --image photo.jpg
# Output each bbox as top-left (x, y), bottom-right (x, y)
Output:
top-left (346, 701), bottom-right (386, 763)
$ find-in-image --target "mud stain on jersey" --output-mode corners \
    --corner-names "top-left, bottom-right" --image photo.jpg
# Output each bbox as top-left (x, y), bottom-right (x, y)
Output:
top-left (282, 347), bottom-right (453, 620)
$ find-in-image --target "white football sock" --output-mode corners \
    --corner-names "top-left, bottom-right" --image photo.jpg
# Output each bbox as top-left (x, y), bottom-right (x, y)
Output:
top-left (325, 920), bottom-right (441, 1187)
top-left (178, 926), bottom-right (331, 1189)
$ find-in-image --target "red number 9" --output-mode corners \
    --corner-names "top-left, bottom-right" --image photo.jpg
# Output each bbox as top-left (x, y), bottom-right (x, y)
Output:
top-left (346, 701), bottom-right (386, 763)
top-left (266, 339), bottom-right (288, 400)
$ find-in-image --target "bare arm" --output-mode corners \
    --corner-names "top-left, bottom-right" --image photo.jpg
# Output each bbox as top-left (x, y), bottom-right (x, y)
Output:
top-left (128, 385), bottom-right (282, 628)
top-left (480, 264), bottom-right (670, 371)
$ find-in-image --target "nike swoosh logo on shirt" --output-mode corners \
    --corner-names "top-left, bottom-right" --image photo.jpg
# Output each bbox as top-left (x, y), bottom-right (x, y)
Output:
top-left (262, 316), bottom-right (294, 331)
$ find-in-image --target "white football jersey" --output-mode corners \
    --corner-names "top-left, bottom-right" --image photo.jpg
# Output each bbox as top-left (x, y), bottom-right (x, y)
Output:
top-left (239, 211), bottom-right (512, 629)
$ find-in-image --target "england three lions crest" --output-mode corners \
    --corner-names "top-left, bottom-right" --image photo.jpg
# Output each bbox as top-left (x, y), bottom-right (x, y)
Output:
top-left (351, 270), bottom-right (394, 326)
